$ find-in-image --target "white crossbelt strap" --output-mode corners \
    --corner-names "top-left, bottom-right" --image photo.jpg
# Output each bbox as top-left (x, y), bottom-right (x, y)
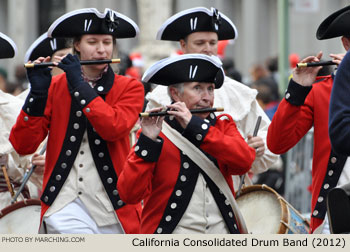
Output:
top-left (161, 122), bottom-right (248, 233)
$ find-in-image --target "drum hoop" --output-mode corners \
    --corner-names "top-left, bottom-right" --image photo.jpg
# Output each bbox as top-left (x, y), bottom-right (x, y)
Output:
top-left (0, 199), bottom-right (41, 219)
top-left (236, 184), bottom-right (289, 234)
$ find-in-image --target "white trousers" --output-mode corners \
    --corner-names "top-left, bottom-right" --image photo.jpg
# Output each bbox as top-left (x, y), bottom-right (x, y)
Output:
top-left (43, 198), bottom-right (123, 234)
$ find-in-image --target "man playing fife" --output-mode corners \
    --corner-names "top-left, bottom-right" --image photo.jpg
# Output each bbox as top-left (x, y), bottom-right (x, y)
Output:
top-left (118, 54), bottom-right (255, 234)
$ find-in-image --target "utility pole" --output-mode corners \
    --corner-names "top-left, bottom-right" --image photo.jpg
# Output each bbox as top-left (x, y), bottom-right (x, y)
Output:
top-left (278, 0), bottom-right (290, 97)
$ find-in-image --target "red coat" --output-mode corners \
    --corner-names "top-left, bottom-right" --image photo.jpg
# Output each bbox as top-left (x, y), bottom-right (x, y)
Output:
top-left (118, 113), bottom-right (255, 234)
top-left (10, 69), bottom-right (144, 233)
top-left (267, 76), bottom-right (347, 233)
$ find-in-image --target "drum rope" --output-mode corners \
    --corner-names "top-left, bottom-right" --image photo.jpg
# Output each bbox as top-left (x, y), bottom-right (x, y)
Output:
top-left (280, 220), bottom-right (298, 234)
top-left (278, 196), bottom-right (310, 224)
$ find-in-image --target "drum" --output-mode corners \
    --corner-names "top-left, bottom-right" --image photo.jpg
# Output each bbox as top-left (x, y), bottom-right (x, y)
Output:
top-left (0, 199), bottom-right (41, 234)
top-left (236, 184), bottom-right (310, 234)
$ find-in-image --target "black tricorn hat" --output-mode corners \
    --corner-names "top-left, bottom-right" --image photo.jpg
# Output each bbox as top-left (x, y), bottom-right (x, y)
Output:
top-left (316, 5), bottom-right (350, 40)
top-left (24, 32), bottom-right (70, 63)
top-left (48, 8), bottom-right (139, 39)
top-left (0, 32), bottom-right (17, 59)
top-left (142, 54), bottom-right (224, 89)
top-left (156, 7), bottom-right (237, 41)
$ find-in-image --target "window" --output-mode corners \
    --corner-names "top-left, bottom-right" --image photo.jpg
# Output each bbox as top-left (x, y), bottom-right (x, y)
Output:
top-left (38, 0), bottom-right (66, 34)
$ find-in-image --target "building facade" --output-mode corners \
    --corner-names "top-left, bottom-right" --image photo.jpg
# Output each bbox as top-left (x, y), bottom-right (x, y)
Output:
top-left (0, 0), bottom-right (348, 86)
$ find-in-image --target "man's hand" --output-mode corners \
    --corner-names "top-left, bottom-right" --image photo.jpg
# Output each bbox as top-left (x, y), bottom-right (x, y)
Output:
top-left (31, 153), bottom-right (45, 175)
top-left (58, 54), bottom-right (84, 89)
top-left (26, 56), bottom-right (52, 93)
top-left (292, 51), bottom-right (323, 87)
top-left (329, 53), bottom-right (345, 65)
top-left (166, 102), bottom-right (192, 129)
top-left (141, 107), bottom-right (165, 141)
top-left (247, 135), bottom-right (265, 157)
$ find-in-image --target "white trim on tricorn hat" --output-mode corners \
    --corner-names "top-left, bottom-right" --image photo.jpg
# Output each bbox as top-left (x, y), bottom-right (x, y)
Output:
top-left (142, 54), bottom-right (224, 88)
top-left (316, 5), bottom-right (350, 40)
top-left (156, 7), bottom-right (237, 41)
top-left (24, 32), bottom-right (70, 63)
top-left (47, 8), bottom-right (139, 39)
top-left (0, 32), bottom-right (17, 59)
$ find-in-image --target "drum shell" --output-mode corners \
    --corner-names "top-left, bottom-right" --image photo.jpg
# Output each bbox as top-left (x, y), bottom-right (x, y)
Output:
top-left (236, 184), bottom-right (309, 234)
top-left (0, 199), bottom-right (41, 234)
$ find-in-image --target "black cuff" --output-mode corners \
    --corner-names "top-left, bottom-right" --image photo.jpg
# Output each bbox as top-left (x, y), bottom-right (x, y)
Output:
top-left (22, 91), bottom-right (48, 116)
top-left (134, 133), bottom-right (163, 162)
top-left (284, 79), bottom-right (312, 106)
top-left (182, 115), bottom-right (210, 147)
top-left (71, 82), bottom-right (99, 109)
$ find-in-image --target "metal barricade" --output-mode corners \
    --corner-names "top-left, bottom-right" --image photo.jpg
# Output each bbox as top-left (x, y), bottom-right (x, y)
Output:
top-left (284, 128), bottom-right (313, 215)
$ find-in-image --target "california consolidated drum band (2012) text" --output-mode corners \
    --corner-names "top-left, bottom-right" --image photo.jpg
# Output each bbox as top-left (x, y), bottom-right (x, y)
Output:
top-left (131, 237), bottom-right (347, 248)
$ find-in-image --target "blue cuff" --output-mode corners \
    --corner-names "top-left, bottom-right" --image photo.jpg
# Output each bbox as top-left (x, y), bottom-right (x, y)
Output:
top-left (22, 91), bottom-right (48, 116)
top-left (71, 83), bottom-right (99, 109)
top-left (134, 133), bottom-right (163, 162)
top-left (284, 79), bottom-right (312, 106)
top-left (182, 115), bottom-right (210, 147)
